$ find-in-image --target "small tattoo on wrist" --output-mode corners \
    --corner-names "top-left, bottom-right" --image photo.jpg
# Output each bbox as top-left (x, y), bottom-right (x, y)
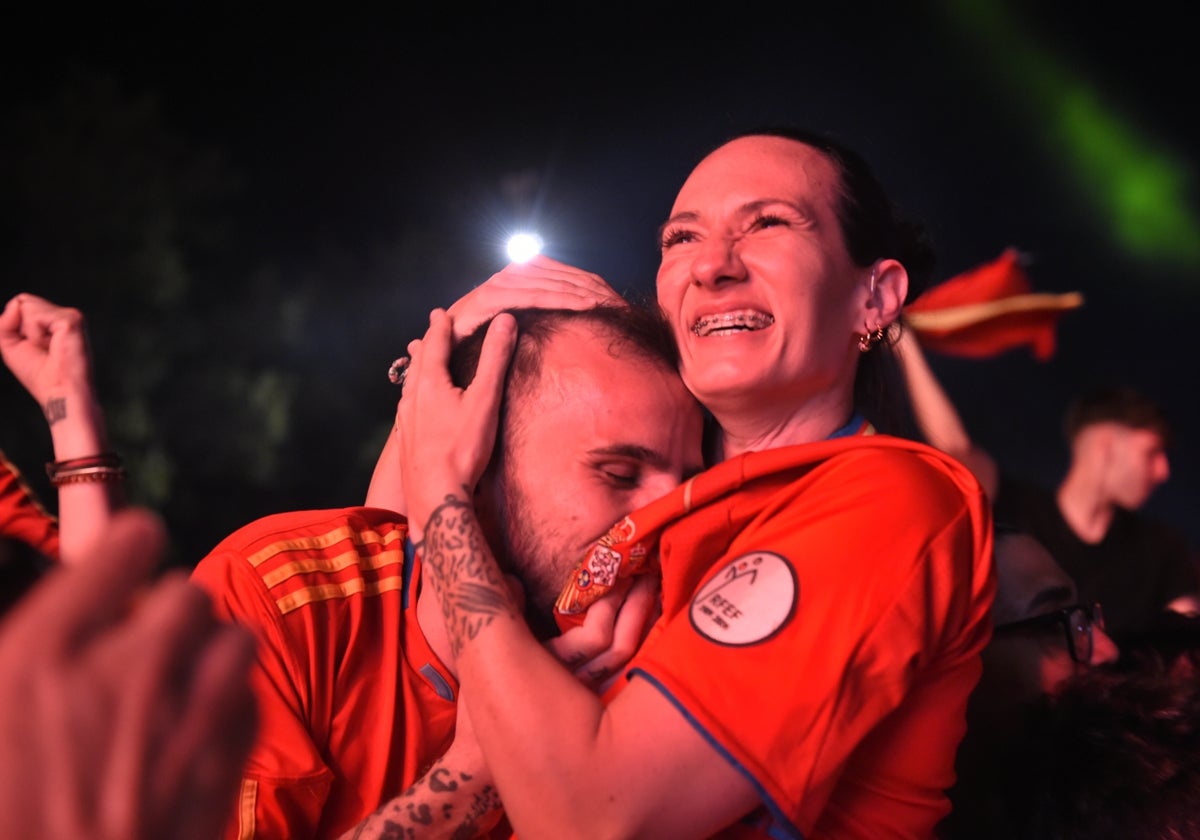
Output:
top-left (44, 398), bottom-right (66, 425)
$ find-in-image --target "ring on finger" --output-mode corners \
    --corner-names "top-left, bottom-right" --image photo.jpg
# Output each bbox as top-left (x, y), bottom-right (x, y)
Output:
top-left (388, 356), bottom-right (411, 387)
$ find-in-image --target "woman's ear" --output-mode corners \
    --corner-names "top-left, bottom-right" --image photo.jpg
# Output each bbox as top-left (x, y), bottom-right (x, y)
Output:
top-left (868, 258), bottom-right (909, 326)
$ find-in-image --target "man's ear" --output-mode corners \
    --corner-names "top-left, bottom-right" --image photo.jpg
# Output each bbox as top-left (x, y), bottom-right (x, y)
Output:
top-left (868, 258), bottom-right (909, 327)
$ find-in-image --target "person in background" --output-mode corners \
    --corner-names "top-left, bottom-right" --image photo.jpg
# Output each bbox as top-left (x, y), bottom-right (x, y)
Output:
top-left (896, 326), bottom-right (1199, 645)
top-left (938, 525), bottom-right (1119, 839)
top-left (373, 126), bottom-right (994, 839)
top-left (997, 641), bottom-right (1200, 839)
top-left (1, 293), bottom-right (125, 573)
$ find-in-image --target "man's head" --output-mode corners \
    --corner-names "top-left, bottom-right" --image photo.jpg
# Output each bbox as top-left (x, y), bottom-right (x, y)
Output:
top-left (1064, 386), bottom-right (1172, 510)
top-left (1010, 657), bottom-right (1200, 839)
top-left (451, 305), bottom-right (705, 638)
top-left (985, 527), bottom-right (1119, 704)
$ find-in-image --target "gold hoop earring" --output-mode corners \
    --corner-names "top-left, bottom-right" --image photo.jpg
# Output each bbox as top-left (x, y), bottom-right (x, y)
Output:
top-left (857, 323), bottom-right (885, 353)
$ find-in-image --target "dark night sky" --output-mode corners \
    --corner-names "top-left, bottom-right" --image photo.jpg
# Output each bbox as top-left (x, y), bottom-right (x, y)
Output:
top-left (4, 3), bottom-right (1199, 548)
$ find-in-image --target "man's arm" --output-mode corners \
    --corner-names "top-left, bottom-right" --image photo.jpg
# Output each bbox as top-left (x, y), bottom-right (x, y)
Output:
top-left (366, 426), bottom-right (407, 512)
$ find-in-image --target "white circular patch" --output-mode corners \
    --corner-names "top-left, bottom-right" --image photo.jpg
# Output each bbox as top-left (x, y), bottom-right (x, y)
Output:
top-left (688, 551), bottom-right (797, 646)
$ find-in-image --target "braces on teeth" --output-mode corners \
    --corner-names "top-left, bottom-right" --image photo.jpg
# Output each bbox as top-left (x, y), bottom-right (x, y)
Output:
top-left (692, 312), bottom-right (775, 335)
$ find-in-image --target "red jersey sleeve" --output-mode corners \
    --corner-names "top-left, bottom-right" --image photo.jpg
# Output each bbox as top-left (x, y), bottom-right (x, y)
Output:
top-left (0, 450), bottom-right (59, 560)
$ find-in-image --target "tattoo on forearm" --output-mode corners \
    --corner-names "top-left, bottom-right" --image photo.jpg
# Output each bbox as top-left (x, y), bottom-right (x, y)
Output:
top-left (349, 756), bottom-right (501, 840)
top-left (422, 494), bottom-right (517, 656)
top-left (44, 398), bottom-right (66, 425)
top-left (428, 766), bottom-right (457, 793)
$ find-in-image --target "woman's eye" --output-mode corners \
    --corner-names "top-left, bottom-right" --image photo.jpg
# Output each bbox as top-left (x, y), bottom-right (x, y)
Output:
top-left (749, 213), bottom-right (789, 231)
top-left (660, 227), bottom-right (695, 249)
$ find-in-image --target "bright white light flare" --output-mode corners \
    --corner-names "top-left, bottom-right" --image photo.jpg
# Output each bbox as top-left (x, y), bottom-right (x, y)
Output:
top-left (506, 232), bottom-right (543, 263)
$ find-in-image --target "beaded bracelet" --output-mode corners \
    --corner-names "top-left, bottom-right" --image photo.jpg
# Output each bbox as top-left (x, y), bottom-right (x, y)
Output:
top-left (49, 465), bottom-right (128, 486)
top-left (46, 453), bottom-right (126, 486)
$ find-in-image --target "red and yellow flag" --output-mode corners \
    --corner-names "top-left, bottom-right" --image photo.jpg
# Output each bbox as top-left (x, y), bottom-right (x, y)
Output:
top-left (903, 248), bottom-right (1083, 361)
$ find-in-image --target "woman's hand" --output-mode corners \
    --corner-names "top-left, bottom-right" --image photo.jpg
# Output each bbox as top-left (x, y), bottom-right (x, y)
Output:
top-left (547, 573), bottom-right (662, 694)
top-left (396, 309), bottom-right (518, 541)
top-left (446, 255), bottom-right (624, 340)
top-left (370, 256), bottom-right (621, 511)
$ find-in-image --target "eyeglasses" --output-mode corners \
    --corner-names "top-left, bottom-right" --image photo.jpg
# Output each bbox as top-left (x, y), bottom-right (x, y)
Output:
top-left (993, 602), bottom-right (1105, 665)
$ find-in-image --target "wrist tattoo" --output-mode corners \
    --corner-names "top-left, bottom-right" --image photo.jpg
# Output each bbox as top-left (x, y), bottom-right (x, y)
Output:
top-left (422, 494), bottom-right (517, 656)
top-left (44, 398), bottom-right (66, 425)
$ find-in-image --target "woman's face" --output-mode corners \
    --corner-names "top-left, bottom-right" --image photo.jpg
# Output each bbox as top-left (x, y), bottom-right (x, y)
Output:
top-left (655, 135), bottom-right (867, 412)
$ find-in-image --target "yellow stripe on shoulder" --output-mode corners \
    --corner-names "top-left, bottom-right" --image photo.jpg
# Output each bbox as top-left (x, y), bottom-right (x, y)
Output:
top-left (259, 546), bottom-right (404, 589)
top-left (276, 575), bottom-right (407, 615)
top-left (247, 524), bottom-right (404, 567)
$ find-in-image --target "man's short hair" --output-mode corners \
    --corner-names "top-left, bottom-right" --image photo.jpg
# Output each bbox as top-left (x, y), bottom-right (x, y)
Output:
top-left (448, 303), bottom-right (684, 448)
top-left (449, 304), bottom-right (678, 390)
top-left (1063, 385), bottom-right (1172, 447)
top-left (1013, 656), bottom-right (1200, 838)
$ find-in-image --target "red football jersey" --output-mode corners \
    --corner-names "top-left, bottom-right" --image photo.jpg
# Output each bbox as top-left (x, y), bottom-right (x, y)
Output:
top-left (192, 507), bottom-right (459, 840)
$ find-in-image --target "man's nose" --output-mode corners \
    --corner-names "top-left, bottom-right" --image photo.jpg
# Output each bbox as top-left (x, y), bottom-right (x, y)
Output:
top-left (1156, 454), bottom-right (1171, 484)
top-left (1090, 627), bottom-right (1120, 666)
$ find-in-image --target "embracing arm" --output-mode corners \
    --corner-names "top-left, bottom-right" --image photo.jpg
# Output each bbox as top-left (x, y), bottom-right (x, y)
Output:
top-left (366, 429), bottom-right (407, 512)
top-left (396, 310), bottom-right (757, 839)
top-left (344, 563), bottom-right (665, 839)
top-left (0, 294), bottom-right (123, 564)
top-left (410, 494), bottom-right (754, 839)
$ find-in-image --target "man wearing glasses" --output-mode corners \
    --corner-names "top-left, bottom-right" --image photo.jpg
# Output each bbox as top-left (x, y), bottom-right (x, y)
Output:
top-left (986, 527), bottom-right (1119, 696)
top-left (938, 526), bottom-right (1119, 839)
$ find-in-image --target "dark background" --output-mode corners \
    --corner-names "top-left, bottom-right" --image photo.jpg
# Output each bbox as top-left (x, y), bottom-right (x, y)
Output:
top-left (3, 2), bottom-right (1197, 566)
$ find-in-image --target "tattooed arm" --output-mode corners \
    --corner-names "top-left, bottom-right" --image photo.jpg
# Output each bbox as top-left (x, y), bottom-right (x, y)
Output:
top-left (0, 294), bottom-right (123, 564)
top-left (395, 311), bottom-right (756, 840)
top-left (341, 697), bottom-right (503, 840)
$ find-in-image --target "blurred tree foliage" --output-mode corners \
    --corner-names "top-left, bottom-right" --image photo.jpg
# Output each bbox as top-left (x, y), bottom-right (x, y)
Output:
top-left (1, 68), bottom-right (493, 567)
